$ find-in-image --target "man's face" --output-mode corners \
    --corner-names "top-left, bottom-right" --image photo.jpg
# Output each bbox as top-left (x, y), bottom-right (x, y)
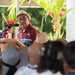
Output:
top-left (17, 14), bottom-right (30, 29)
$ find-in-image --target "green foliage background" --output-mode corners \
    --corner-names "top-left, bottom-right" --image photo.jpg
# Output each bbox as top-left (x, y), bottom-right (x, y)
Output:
top-left (0, 7), bottom-right (66, 37)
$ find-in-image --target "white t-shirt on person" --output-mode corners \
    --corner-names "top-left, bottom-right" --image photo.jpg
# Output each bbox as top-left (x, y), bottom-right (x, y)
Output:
top-left (31, 70), bottom-right (62, 75)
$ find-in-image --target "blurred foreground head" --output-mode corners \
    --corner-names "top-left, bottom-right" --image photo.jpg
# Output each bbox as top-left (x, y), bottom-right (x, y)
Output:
top-left (35, 32), bottom-right (50, 44)
top-left (1, 42), bottom-right (20, 75)
top-left (37, 40), bottom-right (64, 74)
top-left (56, 38), bottom-right (68, 46)
top-left (27, 43), bottom-right (43, 65)
top-left (63, 41), bottom-right (75, 69)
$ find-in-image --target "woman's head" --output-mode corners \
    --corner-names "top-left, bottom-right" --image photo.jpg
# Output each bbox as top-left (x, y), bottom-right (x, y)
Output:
top-left (37, 40), bottom-right (64, 74)
top-left (0, 59), bottom-right (2, 74)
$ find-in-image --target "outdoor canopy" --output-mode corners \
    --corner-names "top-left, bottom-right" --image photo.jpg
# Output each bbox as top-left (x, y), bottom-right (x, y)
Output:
top-left (0, 0), bottom-right (40, 8)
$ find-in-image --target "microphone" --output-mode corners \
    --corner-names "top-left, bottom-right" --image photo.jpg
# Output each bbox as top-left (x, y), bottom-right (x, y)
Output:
top-left (13, 24), bottom-right (19, 27)
top-left (5, 24), bottom-right (19, 27)
top-left (5, 24), bottom-right (19, 29)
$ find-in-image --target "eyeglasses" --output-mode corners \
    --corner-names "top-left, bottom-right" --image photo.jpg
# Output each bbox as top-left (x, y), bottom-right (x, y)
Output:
top-left (17, 16), bottom-right (28, 22)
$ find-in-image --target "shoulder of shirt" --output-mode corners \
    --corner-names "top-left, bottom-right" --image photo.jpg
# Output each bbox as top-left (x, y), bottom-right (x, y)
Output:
top-left (29, 24), bottom-right (39, 33)
top-left (53, 71), bottom-right (62, 75)
top-left (14, 66), bottom-right (26, 75)
top-left (29, 24), bottom-right (36, 29)
top-left (15, 66), bottom-right (26, 72)
top-left (2, 29), bottom-right (8, 32)
top-left (31, 70), bottom-right (53, 75)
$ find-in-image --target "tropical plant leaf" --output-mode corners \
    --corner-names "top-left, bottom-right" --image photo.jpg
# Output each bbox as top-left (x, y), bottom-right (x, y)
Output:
top-left (50, 32), bottom-right (53, 40)
top-left (1, 13), bottom-right (7, 23)
top-left (60, 31), bottom-right (64, 38)
top-left (51, 0), bottom-right (65, 17)
top-left (20, 0), bottom-right (25, 5)
top-left (33, 0), bottom-right (66, 40)
top-left (60, 8), bottom-right (73, 20)
top-left (33, 0), bottom-right (65, 16)
top-left (7, 0), bottom-right (16, 11)
top-left (33, 0), bottom-right (51, 11)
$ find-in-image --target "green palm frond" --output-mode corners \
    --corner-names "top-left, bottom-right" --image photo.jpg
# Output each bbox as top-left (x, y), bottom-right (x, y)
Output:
top-left (33, 0), bottom-right (51, 11)
top-left (7, 0), bottom-right (16, 11)
top-left (33, 0), bottom-right (64, 14)
top-left (7, 0), bottom-right (16, 22)
top-left (5, 0), bottom-right (27, 22)
top-left (60, 32), bottom-right (64, 38)
top-left (20, 0), bottom-right (25, 5)
top-left (50, 32), bottom-right (53, 40)
top-left (52, 0), bottom-right (64, 17)
top-left (1, 13), bottom-right (7, 23)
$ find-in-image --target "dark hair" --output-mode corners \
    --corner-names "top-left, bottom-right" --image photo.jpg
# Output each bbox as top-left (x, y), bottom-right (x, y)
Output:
top-left (37, 41), bottom-right (64, 74)
top-left (63, 41), bottom-right (75, 69)
top-left (0, 59), bottom-right (2, 74)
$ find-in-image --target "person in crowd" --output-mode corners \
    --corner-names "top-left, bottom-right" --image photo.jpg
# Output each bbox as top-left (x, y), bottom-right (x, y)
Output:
top-left (18, 46), bottom-right (29, 67)
top-left (63, 41), bottom-right (75, 75)
top-left (34, 32), bottom-right (50, 44)
top-left (56, 38), bottom-right (69, 73)
top-left (0, 59), bottom-right (2, 75)
top-left (16, 10), bottom-right (39, 46)
top-left (1, 41), bottom-right (29, 75)
top-left (14, 43), bottom-right (42, 75)
top-left (31, 40), bottom-right (64, 75)
top-left (56, 38), bottom-right (68, 46)
top-left (1, 42), bottom-right (20, 75)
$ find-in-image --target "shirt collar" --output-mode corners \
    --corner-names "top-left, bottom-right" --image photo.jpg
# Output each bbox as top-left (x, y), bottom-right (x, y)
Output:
top-left (20, 24), bottom-right (32, 32)
top-left (27, 63), bottom-right (37, 69)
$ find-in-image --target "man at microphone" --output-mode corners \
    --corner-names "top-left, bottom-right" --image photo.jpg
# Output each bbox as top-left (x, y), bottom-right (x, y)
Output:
top-left (16, 10), bottom-right (39, 46)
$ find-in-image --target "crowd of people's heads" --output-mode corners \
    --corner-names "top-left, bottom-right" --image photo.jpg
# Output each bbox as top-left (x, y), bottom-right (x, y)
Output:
top-left (1, 32), bottom-right (75, 75)
top-left (1, 10), bottom-right (75, 75)
top-left (31, 32), bottom-right (75, 75)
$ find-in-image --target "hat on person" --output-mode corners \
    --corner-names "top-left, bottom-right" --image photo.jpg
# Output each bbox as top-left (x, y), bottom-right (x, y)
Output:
top-left (16, 10), bottom-right (31, 20)
top-left (35, 32), bottom-right (49, 44)
top-left (1, 42), bottom-right (20, 65)
top-left (1, 48), bottom-right (20, 65)
top-left (1, 42), bottom-right (29, 75)
top-left (1, 47), bottom-right (20, 75)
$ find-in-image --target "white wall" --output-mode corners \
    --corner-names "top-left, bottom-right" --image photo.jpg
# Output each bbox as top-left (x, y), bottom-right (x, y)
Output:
top-left (66, 0), bottom-right (75, 42)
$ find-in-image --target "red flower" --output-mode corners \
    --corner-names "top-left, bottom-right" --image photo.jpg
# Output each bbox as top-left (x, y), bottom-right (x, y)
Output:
top-left (53, 20), bottom-right (59, 32)
top-left (60, 10), bottom-right (66, 16)
top-left (48, 12), bottom-right (54, 16)
top-left (7, 19), bottom-right (14, 25)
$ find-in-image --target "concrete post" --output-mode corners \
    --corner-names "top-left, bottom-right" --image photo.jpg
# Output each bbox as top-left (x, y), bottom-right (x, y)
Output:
top-left (66, 0), bottom-right (75, 42)
top-left (15, 0), bottom-right (19, 39)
